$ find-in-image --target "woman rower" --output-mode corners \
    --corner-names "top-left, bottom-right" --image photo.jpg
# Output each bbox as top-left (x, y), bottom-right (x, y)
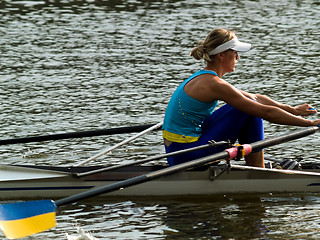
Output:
top-left (162, 28), bottom-right (320, 168)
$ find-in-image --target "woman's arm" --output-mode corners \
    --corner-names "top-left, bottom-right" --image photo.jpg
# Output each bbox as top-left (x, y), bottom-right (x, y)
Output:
top-left (215, 82), bottom-right (320, 127)
top-left (240, 91), bottom-right (317, 116)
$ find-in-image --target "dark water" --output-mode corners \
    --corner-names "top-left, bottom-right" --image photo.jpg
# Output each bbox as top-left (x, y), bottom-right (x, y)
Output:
top-left (0, 0), bottom-right (320, 239)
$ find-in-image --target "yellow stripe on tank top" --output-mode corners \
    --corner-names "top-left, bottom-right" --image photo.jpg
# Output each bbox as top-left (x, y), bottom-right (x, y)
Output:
top-left (162, 130), bottom-right (199, 143)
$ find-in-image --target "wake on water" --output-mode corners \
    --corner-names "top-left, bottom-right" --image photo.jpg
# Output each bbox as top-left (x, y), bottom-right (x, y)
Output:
top-left (66, 228), bottom-right (98, 240)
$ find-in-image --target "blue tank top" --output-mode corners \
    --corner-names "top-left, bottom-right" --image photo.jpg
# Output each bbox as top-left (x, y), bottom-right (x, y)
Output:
top-left (162, 70), bottom-right (218, 142)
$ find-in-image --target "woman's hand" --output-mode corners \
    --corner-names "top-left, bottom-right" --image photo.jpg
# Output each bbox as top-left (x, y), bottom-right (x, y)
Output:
top-left (294, 104), bottom-right (317, 116)
top-left (311, 119), bottom-right (320, 126)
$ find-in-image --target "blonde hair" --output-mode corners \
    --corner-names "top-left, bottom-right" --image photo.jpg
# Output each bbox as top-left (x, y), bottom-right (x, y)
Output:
top-left (190, 29), bottom-right (236, 62)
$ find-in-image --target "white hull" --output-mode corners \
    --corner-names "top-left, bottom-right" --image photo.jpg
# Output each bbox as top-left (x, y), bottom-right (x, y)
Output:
top-left (0, 164), bottom-right (320, 199)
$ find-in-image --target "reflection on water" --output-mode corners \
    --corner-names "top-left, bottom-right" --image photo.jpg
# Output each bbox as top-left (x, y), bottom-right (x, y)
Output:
top-left (1, 0), bottom-right (320, 239)
top-left (163, 196), bottom-right (268, 239)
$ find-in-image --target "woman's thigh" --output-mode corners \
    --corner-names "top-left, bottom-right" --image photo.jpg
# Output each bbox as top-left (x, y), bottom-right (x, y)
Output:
top-left (165, 104), bottom-right (264, 166)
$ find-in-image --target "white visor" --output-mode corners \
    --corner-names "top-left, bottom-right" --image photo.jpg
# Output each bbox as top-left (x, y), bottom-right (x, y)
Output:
top-left (208, 36), bottom-right (251, 56)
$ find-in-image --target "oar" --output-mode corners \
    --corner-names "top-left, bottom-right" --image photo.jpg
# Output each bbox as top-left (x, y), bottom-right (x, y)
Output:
top-left (0, 123), bottom-right (161, 145)
top-left (75, 122), bottom-right (162, 166)
top-left (0, 126), bottom-right (319, 239)
top-left (76, 140), bottom-right (230, 177)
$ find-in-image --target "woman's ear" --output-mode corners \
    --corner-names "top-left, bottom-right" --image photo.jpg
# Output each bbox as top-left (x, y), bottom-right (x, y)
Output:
top-left (216, 52), bottom-right (225, 62)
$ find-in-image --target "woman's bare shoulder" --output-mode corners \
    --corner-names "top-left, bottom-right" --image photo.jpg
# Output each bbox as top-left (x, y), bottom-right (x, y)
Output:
top-left (185, 74), bottom-right (234, 102)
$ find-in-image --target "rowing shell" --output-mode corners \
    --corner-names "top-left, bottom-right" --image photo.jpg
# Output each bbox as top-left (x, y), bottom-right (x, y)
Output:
top-left (0, 162), bottom-right (320, 200)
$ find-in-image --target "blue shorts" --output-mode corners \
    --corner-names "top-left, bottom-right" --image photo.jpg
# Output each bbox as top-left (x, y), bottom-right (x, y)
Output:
top-left (164, 104), bottom-right (264, 166)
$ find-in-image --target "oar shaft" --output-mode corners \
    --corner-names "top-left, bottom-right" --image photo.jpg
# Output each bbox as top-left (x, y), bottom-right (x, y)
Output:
top-left (250, 126), bottom-right (319, 151)
top-left (55, 126), bottom-right (319, 207)
top-left (0, 124), bottom-right (160, 145)
top-left (76, 140), bottom-right (230, 177)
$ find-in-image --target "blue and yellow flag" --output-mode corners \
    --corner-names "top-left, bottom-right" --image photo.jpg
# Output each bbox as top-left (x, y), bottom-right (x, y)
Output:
top-left (0, 200), bottom-right (56, 239)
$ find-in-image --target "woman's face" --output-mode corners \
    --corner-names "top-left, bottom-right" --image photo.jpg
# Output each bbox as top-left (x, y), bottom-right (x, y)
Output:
top-left (223, 49), bottom-right (239, 72)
